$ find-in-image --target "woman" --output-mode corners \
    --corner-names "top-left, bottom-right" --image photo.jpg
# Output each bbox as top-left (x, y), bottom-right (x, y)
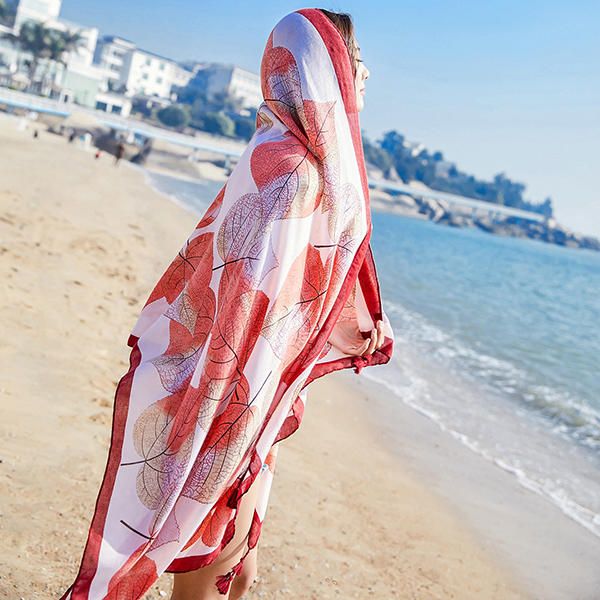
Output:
top-left (60, 7), bottom-right (394, 600)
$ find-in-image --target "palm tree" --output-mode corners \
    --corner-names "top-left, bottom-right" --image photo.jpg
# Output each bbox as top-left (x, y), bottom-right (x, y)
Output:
top-left (41, 28), bottom-right (84, 94)
top-left (4, 20), bottom-right (84, 93)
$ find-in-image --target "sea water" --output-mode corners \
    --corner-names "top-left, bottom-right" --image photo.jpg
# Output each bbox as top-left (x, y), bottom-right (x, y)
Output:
top-left (146, 170), bottom-right (600, 539)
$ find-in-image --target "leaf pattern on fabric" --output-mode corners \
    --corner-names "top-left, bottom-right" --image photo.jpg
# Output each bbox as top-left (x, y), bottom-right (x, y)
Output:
top-left (261, 43), bottom-right (304, 135)
top-left (145, 231), bottom-right (215, 306)
top-left (260, 243), bottom-right (330, 365)
top-left (132, 394), bottom-right (194, 512)
top-left (182, 371), bottom-right (257, 504)
top-left (105, 546), bottom-right (158, 600)
top-left (197, 184), bottom-right (226, 229)
top-left (183, 490), bottom-right (234, 550)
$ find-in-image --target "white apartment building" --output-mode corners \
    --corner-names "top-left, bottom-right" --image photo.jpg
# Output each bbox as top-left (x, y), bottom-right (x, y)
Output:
top-left (3, 0), bottom-right (98, 69)
top-left (93, 36), bottom-right (136, 89)
top-left (94, 35), bottom-right (193, 99)
top-left (12, 0), bottom-right (99, 63)
top-left (14, 0), bottom-right (62, 28)
top-left (121, 49), bottom-right (192, 98)
top-left (0, 0), bottom-right (104, 106)
top-left (194, 63), bottom-right (262, 109)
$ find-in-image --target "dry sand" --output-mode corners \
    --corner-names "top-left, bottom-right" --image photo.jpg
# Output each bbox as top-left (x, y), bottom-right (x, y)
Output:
top-left (0, 115), bottom-right (528, 599)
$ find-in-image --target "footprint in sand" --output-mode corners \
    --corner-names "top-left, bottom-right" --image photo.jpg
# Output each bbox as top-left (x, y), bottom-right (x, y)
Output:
top-left (92, 397), bottom-right (113, 408)
top-left (0, 213), bottom-right (17, 226)
top-left (68, 237), bottom-right (108, 254)
top-left (89, 412), bottom-right (111, 425)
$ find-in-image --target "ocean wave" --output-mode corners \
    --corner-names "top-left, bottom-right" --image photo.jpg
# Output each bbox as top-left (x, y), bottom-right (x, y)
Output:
top-left (361, 367), bottom-right (600, 540)
top-left (383, 299), bottom-right (600, 450)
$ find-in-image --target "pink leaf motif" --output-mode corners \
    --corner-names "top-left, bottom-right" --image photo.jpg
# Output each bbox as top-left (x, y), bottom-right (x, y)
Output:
top-left (197, 184), bottom-right (226, 229)
top-left (131, 394), bottom-right (194, 518)
top-left (183, 371), bottom-right (257, 504)
top-left (163, 261), bottom-right (270, 500)
top-left (144, 231), bottom-right (214, 306)
top-left (183, 489), bottom-right (235, 550)
top-left (261, 243), bottom-right (328, 366)
top-left (105, 545), bottom-right (158, 600)
top-left (149, 505), bottom-right (181, 552)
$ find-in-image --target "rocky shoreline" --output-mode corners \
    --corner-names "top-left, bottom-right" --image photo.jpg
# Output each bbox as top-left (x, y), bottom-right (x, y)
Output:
top-left (369, 188), bottom-right (600, 252)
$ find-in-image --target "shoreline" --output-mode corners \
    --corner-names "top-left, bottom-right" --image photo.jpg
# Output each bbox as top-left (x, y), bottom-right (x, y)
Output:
top-left (350, 370), bottom-right (600, 599)
top-left (0, 114), bottom-right (557, 598)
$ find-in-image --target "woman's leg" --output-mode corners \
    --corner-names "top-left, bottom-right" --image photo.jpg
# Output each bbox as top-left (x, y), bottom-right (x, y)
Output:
top-left (228, 544), bottom-right (258, 600)
top-left (169, 474), bottom-right (262, 600)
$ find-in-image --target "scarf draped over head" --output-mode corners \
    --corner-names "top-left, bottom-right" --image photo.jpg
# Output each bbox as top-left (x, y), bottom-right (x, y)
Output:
top-left (60, 8), bottom-right (394, 599)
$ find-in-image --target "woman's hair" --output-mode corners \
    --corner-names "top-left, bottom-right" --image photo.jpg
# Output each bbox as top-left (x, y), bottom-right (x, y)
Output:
top-left (318, 8), bottom-right (359, 76)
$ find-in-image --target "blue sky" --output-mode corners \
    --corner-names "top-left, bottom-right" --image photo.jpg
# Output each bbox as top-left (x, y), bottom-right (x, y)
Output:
top-left (62, 1), bottom-right (600, 237)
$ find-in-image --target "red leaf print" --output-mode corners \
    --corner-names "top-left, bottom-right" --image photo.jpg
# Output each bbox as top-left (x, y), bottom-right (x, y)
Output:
top-left (130, 393), bottom-right (194, 518)
top-left (197, 184), bottom-right (226, 229)
top-left (160, 261), bottom-right (269, 479)
top-left (182, 371), bottom-right (259, 504)
top-left (250, 139), bottom-right (321, 218)
top-left (105, 546), bottom-right (158, 600)
top-left (183, 490), bottom-right (234, 550)
top-left (261, 243), bottom-right (328, 366)
top-left (145, 232), bottom-right (215, 306)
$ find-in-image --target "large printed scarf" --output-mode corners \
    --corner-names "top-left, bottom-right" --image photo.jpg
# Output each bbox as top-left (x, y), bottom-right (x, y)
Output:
top-left (60, 8), bottom-right (394, 599)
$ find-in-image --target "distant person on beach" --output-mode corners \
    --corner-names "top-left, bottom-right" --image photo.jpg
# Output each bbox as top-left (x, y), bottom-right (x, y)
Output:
top-left (33, 129), bottom-right (39, 139)
top-left (68, 130), bottom-right (76, 143)
top-left (114, 141), bottom-right (125, 165)
top-left (59, 9), bottom-right (393, 600)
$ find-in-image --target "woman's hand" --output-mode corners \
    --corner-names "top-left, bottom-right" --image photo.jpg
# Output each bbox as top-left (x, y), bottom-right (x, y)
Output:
top-left (329, 319), bottom-right (386, 356)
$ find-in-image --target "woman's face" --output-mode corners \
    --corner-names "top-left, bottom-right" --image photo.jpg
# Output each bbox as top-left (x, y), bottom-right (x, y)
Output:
top-left (353, 40), bottom-right (370, 112)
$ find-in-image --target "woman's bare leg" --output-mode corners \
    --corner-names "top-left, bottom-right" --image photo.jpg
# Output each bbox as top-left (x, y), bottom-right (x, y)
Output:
top-left (169, 475), bottom-right (262, 600)
top-left (228, 544), bottom-right (258, 600)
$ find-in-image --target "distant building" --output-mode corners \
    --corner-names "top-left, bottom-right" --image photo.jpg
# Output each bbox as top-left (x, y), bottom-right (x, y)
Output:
top-left (93, 91), bottom-right (132, 117)
top-left (191, 63), bottom-right (262, 109)
top-left (434, 159), bottom-right (455, 178)
top-left (0, 0), bottom-right (254, 117)
top-left (93, 35), bottom-right (193, 99)
top-left (120, 48), bottom-right (193, 98)
top-left (405, 140), bottom-right (426, 157)
top-left (14, 0), bottom-right (62, 28)
top-left (93, 35), bottom-right (136, 90)
top-left (0, 0), bottom-right (102, 102)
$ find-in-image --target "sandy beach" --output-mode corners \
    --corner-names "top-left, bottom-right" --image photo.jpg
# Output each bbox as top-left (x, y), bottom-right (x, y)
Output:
top-left (0, 114), bottom-right (533, 599)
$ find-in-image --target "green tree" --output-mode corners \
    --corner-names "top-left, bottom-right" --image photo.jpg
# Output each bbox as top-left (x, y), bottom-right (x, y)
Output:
top-left (233, 115), bottom-right (255, 140)
top-left (157, 104), bottom-right (190, 129)
top-left (362, 136), bottom-right (393, 174)
top-left (200, 111), bottom-right (235, 137)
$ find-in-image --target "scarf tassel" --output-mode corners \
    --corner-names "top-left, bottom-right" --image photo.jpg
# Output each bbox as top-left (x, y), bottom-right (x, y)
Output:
top-left (214, 504), bottom-right (263, 595)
